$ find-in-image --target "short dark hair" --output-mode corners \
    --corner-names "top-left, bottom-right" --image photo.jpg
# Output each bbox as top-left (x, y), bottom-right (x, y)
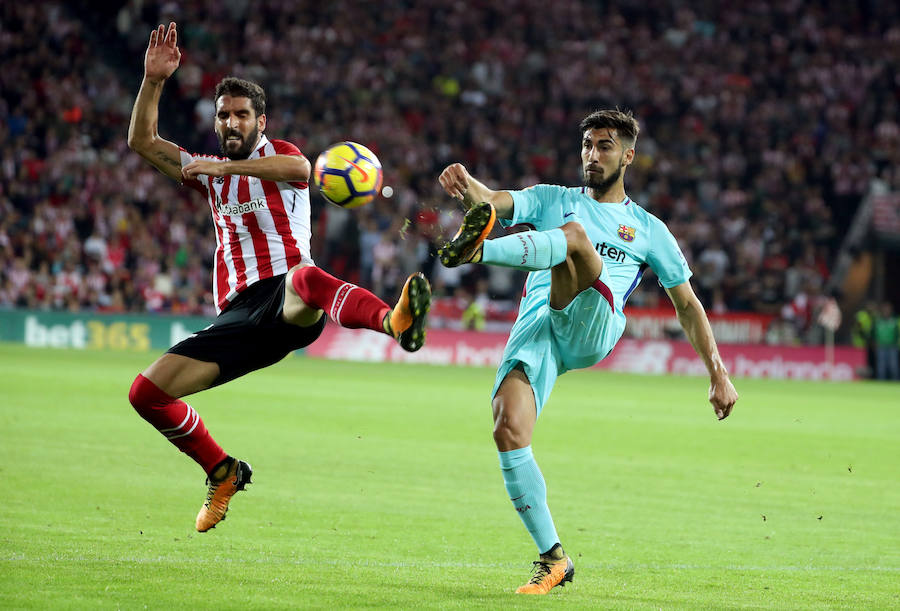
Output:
top-left (214, 77), bottom-right (266, 117)
top-left (579, 109), bottom-right (640, 147)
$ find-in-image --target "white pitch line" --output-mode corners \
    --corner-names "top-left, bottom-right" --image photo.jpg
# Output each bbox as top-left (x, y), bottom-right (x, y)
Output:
top-left (4, 554), bottom-right (899, 573)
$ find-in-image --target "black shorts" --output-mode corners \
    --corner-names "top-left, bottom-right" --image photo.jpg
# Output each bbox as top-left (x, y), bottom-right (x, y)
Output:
top-left (167, 275), bottom-right (326, 387)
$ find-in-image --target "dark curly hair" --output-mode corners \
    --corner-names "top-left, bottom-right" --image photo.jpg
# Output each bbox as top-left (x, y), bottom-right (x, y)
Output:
top-left (214, 77), bottom-right (266, 117)
top-left (579, 109), bottom-right (640, 147)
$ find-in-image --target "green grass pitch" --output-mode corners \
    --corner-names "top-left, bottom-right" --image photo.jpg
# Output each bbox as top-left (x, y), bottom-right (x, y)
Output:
top-left (1, 342), bottom-right (898, 609)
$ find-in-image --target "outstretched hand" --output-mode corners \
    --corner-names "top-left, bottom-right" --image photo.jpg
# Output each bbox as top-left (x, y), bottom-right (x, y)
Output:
top-left (438, 163), bottom-right (472, 201)
top-left (709, 375), bottom-right (738, 420)
top-left (144, 22), bottom-right (181, 82)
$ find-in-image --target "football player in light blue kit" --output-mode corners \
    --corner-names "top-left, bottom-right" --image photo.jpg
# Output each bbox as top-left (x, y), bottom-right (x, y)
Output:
top-left (438, 109), bottom-right (739, 595)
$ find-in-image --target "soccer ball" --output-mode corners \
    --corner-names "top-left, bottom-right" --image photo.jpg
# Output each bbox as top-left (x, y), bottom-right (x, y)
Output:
top-left (313, 141), bottom-right (383, 208)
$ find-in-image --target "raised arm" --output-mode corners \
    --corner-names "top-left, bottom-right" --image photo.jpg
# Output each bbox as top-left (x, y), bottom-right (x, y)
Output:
top-left (438, 163), bottom-right (515, 220)
top-left (665, 281), bottom-right (739, 420)
top-left (127, 22), bottom-right (184, 182)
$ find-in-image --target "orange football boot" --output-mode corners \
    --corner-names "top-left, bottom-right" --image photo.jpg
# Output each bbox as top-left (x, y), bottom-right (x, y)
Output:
top-left (438, 202), bottom-right (496, 267)
top-left (515, 544), bottom-right (575, 595)
top-left (388, 272), bottom-right (431, 352)
top-left (196, 458), bottom-right (252, 532)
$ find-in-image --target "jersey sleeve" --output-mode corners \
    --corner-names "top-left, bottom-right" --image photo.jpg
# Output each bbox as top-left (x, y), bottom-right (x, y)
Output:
top-left (504, 184), bottom-right (566, 229)
top-left (270, 139), bottom-right (309, 189)
top-left (178, 147), bottom-right (208, 194)
top-left (646, 216), bottom-right (692, 288)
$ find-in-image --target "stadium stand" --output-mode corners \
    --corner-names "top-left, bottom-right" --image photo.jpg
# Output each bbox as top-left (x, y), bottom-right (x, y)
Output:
top-left (1, 0), bottom-right (898, 346)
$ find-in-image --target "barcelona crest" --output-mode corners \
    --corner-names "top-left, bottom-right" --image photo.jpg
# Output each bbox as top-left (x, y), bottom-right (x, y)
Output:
top-left (618, 224), bottom-right (636, 242)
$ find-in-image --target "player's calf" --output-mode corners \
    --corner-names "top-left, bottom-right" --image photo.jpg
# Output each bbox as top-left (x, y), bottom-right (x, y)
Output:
top-left (129, 373), bottom-right (227, 471)
top-left (288, 265), bottom-right (391, 332)
top-left (445, 205), bottom-right (568, 272)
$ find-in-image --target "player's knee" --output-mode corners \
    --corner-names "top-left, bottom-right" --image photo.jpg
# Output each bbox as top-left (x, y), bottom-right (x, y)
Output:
top-left (287, 263), bottom-right (316, 298)
top-left (561, 221), bottom-right (591, 253)
top-left (129, 375), bottom-right (147, 409)
top-left (129, 373), bottom-right (169, 416)
top-left (284, 264), bottom-right (326, 326)
top-left (492, 399), bottom-right (530, 450)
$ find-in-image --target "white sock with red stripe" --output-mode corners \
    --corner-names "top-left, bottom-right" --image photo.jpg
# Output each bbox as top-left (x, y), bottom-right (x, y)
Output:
top-left (290, 266), bottom-right (391, 332)
top-left (128, 374), bottom-right (227, 475)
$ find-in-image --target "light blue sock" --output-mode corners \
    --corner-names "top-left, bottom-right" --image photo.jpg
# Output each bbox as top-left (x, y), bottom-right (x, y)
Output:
top-left (481, 228), bottom-right (567, 271)
top-left (498, 446), bottom-right (560, 554)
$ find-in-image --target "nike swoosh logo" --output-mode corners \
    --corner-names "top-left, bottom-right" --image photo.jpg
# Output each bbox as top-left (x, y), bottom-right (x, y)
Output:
top-left (339, 156), bottom-right (369, 182)
top-left (563, 212), bottom-right (575, 218)
top-left (511, 494), bottom-right (526, 501)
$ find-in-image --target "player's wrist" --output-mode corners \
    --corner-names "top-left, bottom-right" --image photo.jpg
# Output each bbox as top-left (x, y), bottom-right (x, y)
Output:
top-left (710, 369), bottom-right (730, 384)
top-left (708, 360), bottom-right (730, 383)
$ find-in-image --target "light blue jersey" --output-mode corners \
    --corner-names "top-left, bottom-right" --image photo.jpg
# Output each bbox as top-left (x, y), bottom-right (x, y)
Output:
top-left (492, 184), bottom-right (692, 413)
top-left (506, 184), bottom-right (691, 322)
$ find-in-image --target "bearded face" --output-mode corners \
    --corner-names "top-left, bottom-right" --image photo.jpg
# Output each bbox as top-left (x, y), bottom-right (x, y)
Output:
top-left (218, 123), bottom-right (259, 160)
top-left (583, 152), bottom-right (624, 192)
top-left (580, 127), bottom-right (632, 198)
top-left (214, 95), bottom-right (265, 160)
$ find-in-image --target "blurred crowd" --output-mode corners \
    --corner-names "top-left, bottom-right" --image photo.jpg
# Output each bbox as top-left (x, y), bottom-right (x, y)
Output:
top-left (1, 0), bottom-right (899, 345)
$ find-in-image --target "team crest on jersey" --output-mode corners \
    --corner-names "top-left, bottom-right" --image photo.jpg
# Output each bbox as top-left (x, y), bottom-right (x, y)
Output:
top-left (618, 225), bottom-right (636, 242)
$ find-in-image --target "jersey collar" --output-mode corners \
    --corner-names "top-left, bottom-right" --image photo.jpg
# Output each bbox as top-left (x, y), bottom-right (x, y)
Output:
top-left (250, 135), bottom-right (270, 159)
top-left (580, 187), bottom-right (631, 206)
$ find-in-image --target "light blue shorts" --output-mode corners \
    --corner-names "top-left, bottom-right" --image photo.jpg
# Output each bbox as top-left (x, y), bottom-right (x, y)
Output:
top-left (491, 268), bottom-right (625, 415)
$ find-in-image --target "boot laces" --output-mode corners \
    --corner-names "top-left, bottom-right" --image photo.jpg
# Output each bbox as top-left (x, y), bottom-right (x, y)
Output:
top-left (527, 560), bottom-right (555, 585)
top-left (203, 464), bottom-right (239, 510)
top-left (203, 478), bottom-right (221, 510)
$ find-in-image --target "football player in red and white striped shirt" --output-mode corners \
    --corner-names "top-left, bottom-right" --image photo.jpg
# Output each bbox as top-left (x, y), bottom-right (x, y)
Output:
top-left (126, 22), bottom-right (431, 532)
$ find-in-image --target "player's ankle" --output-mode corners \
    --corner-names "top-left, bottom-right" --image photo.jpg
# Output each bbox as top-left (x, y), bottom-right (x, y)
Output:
top-left (208, 456), bottom-right (234, 483)
top-left (541, 543), bottom-right (566, 561)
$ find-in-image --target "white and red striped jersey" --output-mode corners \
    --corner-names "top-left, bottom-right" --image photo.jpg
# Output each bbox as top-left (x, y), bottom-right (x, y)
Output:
top-left (179, 135), bottom-right (313, 313)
